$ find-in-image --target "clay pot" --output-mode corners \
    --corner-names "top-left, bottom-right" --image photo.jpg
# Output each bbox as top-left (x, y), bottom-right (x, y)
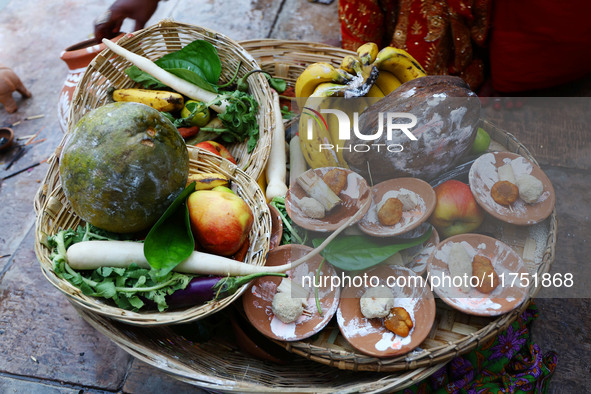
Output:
top-left (0, 127), bottom-right (14, 151)
top-left (58, 34), bottom-right (125, 132)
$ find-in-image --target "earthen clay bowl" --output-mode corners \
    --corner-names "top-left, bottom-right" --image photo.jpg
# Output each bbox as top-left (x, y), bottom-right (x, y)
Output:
top-left (426, 233), bottom-right (528, 316)
top-left (337, 265), bottom-right (436, 358)
top-left (285, 167), bottom-right (372, 232)
top-left (0, 127), bottom-right (14, 151)
top-left (358, 178), bottom-right (436, 237)
top-left (469, 152), bottom-right (555, 225)
top-left (242, 244), bottom-right (340, 342)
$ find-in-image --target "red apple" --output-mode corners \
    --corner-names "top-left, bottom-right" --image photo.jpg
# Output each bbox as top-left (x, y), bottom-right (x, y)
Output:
top-left (187, 190), bottom-right (253, 256)
top-left (429, 180), bottom-right (484, 238)
top-left (194, 141), bottom-right (237, 164)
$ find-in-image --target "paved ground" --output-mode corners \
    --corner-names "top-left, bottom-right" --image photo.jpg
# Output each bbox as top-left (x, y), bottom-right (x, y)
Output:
top-left (0, 0), bottom-right (589, 392)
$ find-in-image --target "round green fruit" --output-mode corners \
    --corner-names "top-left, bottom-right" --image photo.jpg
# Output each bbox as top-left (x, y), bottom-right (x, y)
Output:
top-left (59, 102), bottom-right (189, 233)
top-left (471, 127), bottom-right (491, 154)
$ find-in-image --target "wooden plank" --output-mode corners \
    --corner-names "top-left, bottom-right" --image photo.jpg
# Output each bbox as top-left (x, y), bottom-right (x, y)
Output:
top-left (0, 375), bottom-right (86, 394)
top-left (0, 229), bottom-right (132, 390)
top-left (270, 0), bottom-right (341, 47)
top-left (164, 0), bottom-right (284, 41)
top-left (482, 96), bottom-right (591, 170)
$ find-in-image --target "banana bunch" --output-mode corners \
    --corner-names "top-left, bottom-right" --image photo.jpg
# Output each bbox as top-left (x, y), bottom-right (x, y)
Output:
top-left (295, 42), bottom-right (427, 169)
top-left (113, 88), bottom-right (184, 112)
top-left (298, 83), bottom-right (350, 168)
top-left (294, 63), bottom-right (354, 109)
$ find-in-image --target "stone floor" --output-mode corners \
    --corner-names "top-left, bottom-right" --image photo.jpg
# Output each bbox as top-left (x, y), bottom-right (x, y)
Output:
top-left (0, 0), bottom-right (589, 392)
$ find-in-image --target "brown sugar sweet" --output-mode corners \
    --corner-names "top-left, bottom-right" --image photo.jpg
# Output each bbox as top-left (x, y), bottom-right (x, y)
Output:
top-left (377, 197), bottom-right (403, 226)
top-left (384, 306), bottom-right (413, 337)
top-left (322, 168), bottom-right (348, 196)
top-left (491, 180), bottom-right (519, 206)
top-left (472, 255), bottom-right (499, 294)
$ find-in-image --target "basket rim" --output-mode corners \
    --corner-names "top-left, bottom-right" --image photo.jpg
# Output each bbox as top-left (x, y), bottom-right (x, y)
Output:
top-left (74, 303), bottom-right (450, 393)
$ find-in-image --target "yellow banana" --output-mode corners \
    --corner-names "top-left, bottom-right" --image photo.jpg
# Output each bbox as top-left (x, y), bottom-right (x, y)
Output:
top-left (339, 55), bottom-right (380, 98)
top-left (340, 54), bottom-right (377, 81)
top-left (294, 63), bottom-right (353, 106)
top-left (340, 55), bottom-right (363, 76)
top-left (357, 42), bottom-right (379, 66)
top-left (374, 47), bottom-right (427, 83)
top-left (375, 70), bottom-right (402, 95)
top-left (187, 172), bottom-right (230, 190)
top-left (321, 98), bottom-right (349, 170)
top-left (298, 83), bottom-right (348, 169)
top-left (256, 171), bottom-right (268, 201)
top-left (367, 84), bottom-right (385, 98)
top-left (112, 88), bottom-right (184, 112)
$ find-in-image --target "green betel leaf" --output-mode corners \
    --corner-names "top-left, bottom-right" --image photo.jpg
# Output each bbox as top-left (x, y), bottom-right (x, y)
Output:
top-left (312, 227), bottom-right (432, 271)
top-left (167, 68), bottom-right (217, 93)
top-left (125, 66), bottom-right (164, 89)
top-left (159, 40), bottom-right (221, 84)
top-left (126, 39), bottom-right (222, 89)
top-left (144, 182), bottom-right (196, 278)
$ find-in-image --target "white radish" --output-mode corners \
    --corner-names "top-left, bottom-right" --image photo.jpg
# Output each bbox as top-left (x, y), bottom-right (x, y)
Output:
top-left (66, 197), bottom-right (370, 275)
top-left (67, 241), bottom-right (281, 276)
top-left (289, 134), bottom-right (307, 186)
top-left (265, 91), bottom-right (289, 201)
top-left (102, 38), bottom-right (227, 113)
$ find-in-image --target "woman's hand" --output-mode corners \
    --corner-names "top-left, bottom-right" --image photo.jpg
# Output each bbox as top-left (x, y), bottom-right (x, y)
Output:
top-left (94, 0), bottom-right (160, 42)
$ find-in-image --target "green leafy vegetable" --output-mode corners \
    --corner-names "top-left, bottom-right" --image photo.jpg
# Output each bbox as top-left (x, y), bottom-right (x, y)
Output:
top-left (48, 224), bottom-right (194, 312)
top-left (281, 105), bottom-right (294, 120)
top-left (126, 40), bottom-right (221, 92)
top-left (205, 90), bottom-right (260, 152)
top-left (269, 195), bottom-right (305, 245)
top-left (144, 182), bottom-right (196, 278)
top-left (311, 227), bottom-right (432, 271)
top-left (124, 39), bottom-right (263, 152)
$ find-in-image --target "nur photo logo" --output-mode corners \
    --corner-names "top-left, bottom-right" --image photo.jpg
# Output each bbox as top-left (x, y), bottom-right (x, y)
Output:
top-left (303, 104), bottom-right (418, 153)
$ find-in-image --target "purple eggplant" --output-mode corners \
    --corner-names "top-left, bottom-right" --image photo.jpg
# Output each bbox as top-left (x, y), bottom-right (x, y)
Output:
top-left (166, 272), bottom-right (286, 309)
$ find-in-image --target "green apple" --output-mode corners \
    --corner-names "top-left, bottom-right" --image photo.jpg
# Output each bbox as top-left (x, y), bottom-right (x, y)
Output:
top-left (471, 127), bottom-right (491, 154)
top-left (429, 180), bottom-right (484, 238)
top-left (187, 190), bottom-right (254, 256)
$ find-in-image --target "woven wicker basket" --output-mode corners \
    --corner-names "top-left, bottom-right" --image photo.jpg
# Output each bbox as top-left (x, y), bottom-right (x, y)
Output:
top-left (34, 146), bottom-right (271, 326)
top-left (41, 40), bottom-right (557, 392)
top-left (68, 20), bottom-right (273, 181)
top-left (66, 120), bottom-right (556, 392)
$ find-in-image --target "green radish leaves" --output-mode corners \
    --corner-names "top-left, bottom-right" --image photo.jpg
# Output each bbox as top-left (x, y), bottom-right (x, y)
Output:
top-left (144, 182), bottom-right (196, 278)
top-left (126, 40), bottom-right (221, 92)
top-left (49, 225), bottom-right (194, 312)
top-left (312, 227), bottom-right (432, 271)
